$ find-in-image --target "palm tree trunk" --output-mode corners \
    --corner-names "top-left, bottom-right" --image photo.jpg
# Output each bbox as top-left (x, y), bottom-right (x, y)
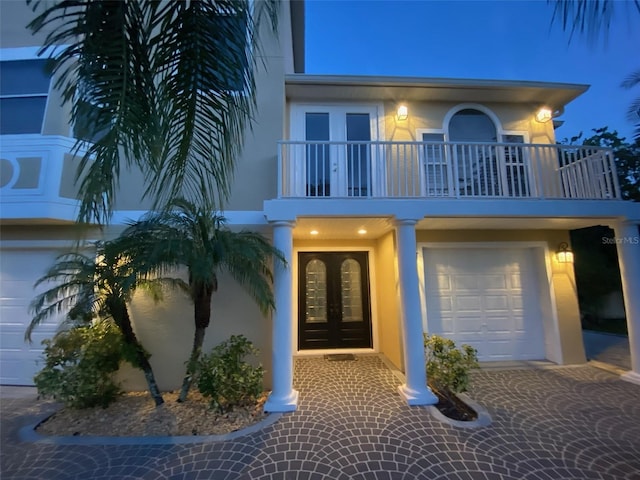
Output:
top-left (178, 288), bottom-right (212, 402)
top-left (110, 300), bottom-right (164, 406)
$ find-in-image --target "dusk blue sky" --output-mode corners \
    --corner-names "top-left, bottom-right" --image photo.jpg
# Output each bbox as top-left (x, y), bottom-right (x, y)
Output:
top-left (304, 0), bottom-right (639, 142)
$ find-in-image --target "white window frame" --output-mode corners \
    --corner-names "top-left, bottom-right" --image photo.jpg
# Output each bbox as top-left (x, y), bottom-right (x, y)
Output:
top-left (0, 47), bottom-right (53, 136)
top-left (500, 130), bottom-right (535, 197)
top-left (415, 128), bottom-right (451, 197)
top-left (289, 103), bottom-right (386, 197)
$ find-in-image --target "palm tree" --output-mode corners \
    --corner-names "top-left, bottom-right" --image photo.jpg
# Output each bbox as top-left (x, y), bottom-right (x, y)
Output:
top-left (26, 240), bottom-right (168, 406)
top-left (120, 198), bottom-right (285, 402)
top-left (26, 0), bottom-right (279, 224)
top-left (550, 0), bottom-right (640, 140)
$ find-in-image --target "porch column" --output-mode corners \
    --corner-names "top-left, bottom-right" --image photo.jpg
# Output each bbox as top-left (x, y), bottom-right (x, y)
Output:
top-left (264, 220), bottom-right (299, 412)
top-left (613, 220), bottom-right (640, 385)
top-left (395, 218), bottom-right (438, 405)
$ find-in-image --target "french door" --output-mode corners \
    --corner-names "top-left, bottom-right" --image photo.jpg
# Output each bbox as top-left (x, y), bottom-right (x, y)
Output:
top-left (298, 252), bottom-right (372, 350)
top-left (291, 105), bottom-right (381, 197)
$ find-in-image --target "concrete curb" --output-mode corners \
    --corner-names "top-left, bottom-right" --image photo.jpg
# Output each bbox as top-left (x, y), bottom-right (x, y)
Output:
top-left (18, 410), bottom-right (284, 445)
top-left (426, 392), bottom-right (492, 429)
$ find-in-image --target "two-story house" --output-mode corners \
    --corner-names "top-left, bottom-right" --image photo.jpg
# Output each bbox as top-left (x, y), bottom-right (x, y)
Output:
top-left (1, 1), bottom-right (638, 412)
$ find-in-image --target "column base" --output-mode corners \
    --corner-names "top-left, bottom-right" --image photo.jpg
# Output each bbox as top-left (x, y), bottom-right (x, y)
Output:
top-left (398, 384), bottom-right (438, 406)
top-left (621, 371), bottom-right (640, 386)
top-left (264, 389), bottom-right (299, 412)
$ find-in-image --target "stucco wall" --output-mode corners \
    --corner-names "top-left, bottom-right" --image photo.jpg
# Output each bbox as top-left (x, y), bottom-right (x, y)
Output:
top-left (383, 101), bottom-right (556, 145)
top-left (1, 0), bottom-right (289, 212)
top-left (375, 231), bottom-right (404, 370)
top-left (415, 229), bottom-right (586, 364)
top-left (118, 269), bottom-right (273, 392)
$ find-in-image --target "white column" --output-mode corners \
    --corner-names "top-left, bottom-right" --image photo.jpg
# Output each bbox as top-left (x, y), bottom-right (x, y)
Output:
top-left (395, 219), bottom-right (438, 405)
top-left (613, 221), bottom-right (640, 385)
top-left (264, 220), bottom-right (299, 412)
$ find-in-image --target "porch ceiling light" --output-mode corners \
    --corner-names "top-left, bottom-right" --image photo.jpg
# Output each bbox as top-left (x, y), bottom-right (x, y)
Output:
top-left (358, 229), bottom-right (367, 235)
top-left (556, 242), bottom-right (574, 263)
top-left (397, 105), bottom-right (408, 121)
top-left (536, 107), bottom-right (553, 123)
top-left (310, 230), bottom-right (319, 236)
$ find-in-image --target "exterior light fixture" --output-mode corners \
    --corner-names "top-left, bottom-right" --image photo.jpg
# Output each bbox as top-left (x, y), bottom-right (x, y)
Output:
top-left (536, 107), bottom-right (553, 123)
top-left (310, 230), bottom-right (319, 236)
top-left (556, 242), bottom-right (574, 263)
top-left (397, 105), bottom-right (408, 121)
top-left (357, 229), bottom-right (367, 235)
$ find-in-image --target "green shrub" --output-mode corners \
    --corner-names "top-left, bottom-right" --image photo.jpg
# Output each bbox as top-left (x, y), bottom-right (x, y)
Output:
top-left (196, 335), bottom-right (264, 413)
top-left (424, 334), bottom-right (479, 397)
top-left (34, 320), bottom-right (125, 409)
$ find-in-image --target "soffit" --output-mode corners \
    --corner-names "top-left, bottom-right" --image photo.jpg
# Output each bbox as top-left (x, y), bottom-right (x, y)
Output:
top-left (292, 215), bottom-right (613, 240)
top-left (285, 74), bottom-right (589, 109)
top-left (289, 1), bottom-right (305, 73)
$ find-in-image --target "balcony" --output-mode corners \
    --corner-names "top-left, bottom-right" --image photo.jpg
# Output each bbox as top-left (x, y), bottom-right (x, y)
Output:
top-left (0, 135), bottom-right (80, 223)
top-left (278, 141), bottom-right (620, 201)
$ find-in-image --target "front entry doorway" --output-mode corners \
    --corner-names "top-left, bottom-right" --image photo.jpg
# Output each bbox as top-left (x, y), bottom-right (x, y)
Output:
top-left (298, 252), bottom-right (373, 350)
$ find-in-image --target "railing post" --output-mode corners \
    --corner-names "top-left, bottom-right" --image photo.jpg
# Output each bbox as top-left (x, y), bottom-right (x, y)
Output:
top-left (277, 141), bottom-right (283, 198)
top-left (608, 150), bottom-right (622, 199)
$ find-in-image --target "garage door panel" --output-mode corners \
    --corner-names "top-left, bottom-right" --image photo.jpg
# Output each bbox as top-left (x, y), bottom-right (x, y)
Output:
top-left (1, 249), bottom-right (65, 385)
top-left (454, 295), bottom-right (482, 312)
top-left (480, 274), bottom-right (508, 290)
top-left (484, 294), bottom-right (510, 311)
top-left (485, 318), bottom-right (513, 334)
top-left (452, 274), bottom-right (481, 291)
top-left (424, 247), bottom-right (545, 362)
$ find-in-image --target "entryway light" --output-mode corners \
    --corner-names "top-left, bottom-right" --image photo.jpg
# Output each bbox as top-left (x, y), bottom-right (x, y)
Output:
top-left (397, 105), bottom-right (408, 121)
top-left (535, 107), bottom-right (553, 123)
top-left (556, 242), bottom-right (574, 263)
top-left (357, 229), bottom-right (367, 235)
top-left (310, 230), bottom-right (319, 236)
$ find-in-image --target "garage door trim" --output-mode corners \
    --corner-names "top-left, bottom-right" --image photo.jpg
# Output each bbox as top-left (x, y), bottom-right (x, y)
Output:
top-left (417, 241), bottom-right (562, 363)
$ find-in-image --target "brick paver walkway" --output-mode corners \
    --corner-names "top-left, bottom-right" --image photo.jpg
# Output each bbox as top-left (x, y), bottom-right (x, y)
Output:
top-left (2, 355), bottom-right (639, 479)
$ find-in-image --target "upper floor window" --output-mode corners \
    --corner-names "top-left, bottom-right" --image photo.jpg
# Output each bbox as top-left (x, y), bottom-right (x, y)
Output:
top-left (448, 108), bottom-right (497, 142)
top-left (0, 59), bottom-right (51, 134)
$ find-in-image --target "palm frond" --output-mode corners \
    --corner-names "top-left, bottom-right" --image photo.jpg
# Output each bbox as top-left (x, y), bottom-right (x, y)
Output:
top-left (549, 0), bottom-right (640, 45)
top-left (26, 1), bottom-right (278, 224)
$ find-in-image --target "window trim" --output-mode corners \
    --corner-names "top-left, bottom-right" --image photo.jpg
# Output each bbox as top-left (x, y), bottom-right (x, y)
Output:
top-left (0, 48), bottom-right (54, 136)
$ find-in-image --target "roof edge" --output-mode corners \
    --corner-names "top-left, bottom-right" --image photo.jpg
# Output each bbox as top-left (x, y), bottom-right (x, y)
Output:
top-left (285, 73), bottom-right (590, 94)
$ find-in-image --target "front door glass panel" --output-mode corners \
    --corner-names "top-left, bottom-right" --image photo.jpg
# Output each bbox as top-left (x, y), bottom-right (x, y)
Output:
top-left (305, 112), bottom-right (330, 196)
top-left (340, 259), bottom-right (363, 322)
top-left (305, 259), bottom-right (327, 324)
top-left (298, 252), bottom-right (372, 349)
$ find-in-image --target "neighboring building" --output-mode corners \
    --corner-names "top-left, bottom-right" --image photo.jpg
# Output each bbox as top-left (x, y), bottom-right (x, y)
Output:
top-left (1, 1), bottom-right (638, 411)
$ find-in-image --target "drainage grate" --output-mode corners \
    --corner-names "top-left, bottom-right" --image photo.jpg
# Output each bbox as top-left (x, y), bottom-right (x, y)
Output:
top-left (324, 354), bottom-right (356, 361)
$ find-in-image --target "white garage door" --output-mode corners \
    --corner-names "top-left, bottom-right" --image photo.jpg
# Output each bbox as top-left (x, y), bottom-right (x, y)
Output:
top-left (1, 249), bottom-right (62, 385)
top-left (423, 247), bottom-right (545, 361)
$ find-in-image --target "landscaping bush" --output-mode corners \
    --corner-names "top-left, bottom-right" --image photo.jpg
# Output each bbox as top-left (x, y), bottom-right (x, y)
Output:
top-left (424, 334), bottom-right (479, 398)
top-left (34, 320), bottom-right (125, 409)
top-left (196, 335), bottom-right (264, 413)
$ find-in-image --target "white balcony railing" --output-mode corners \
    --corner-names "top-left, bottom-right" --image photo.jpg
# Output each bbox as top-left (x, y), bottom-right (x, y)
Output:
top-left (0, 134), bottom-right (81, 222)
top-left (278, 141), bottom-right (621, 200)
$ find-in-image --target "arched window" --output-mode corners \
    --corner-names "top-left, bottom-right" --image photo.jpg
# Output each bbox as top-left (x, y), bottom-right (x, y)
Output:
top-left (448, 108), bottom-right (497, 142)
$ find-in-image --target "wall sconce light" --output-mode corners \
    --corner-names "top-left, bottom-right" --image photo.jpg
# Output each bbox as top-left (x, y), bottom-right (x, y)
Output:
top-left (556, 242), bottom-right (574, 263)
top-left (397, 105), bottom-right (408, 121)
top-left (535, 107), bottom-right (553, 123)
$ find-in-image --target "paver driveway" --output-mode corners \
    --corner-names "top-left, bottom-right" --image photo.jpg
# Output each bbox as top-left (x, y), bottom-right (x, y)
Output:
top-left (2, 355), bottom-right (639, 479)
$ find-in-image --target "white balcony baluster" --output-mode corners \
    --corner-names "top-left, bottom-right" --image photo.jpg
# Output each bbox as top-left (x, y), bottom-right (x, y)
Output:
top-left (277, 140), bottom-right (621, 201)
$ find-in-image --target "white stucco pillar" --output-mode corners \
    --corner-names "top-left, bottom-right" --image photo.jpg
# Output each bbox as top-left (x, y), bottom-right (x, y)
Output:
top-left (613, 220), bottom-right (640, 385)
top-left (264, 220), bottom-right (299, 412)
top-left (395, 218), bottom-right (438, 405)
